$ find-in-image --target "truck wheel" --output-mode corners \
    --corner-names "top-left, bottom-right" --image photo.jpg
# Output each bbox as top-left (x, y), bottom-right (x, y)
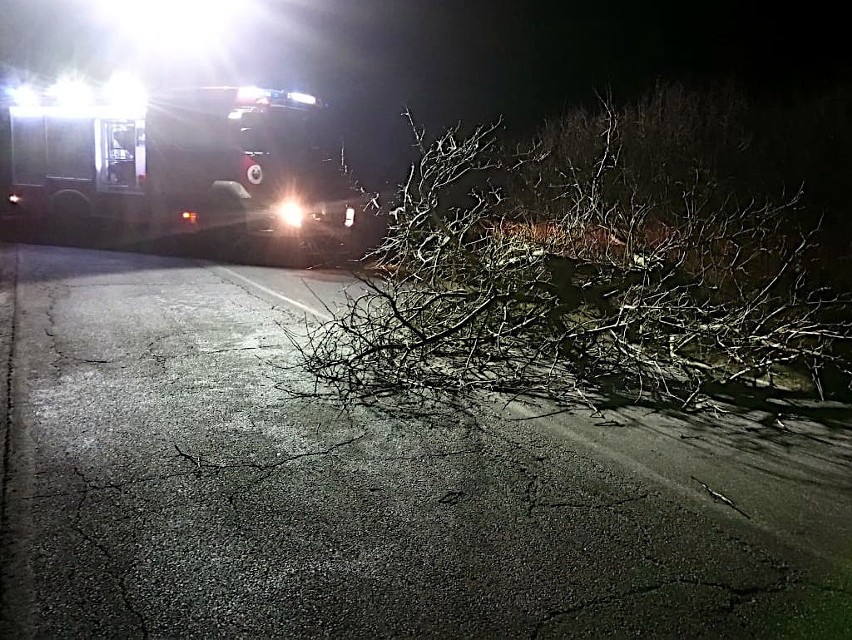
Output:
top-left (268, 236), bottom-right (312, 269)
top-left (49, 191), bottom-right (91, 245)
top-left (202, 195), bottom-right (246, 261)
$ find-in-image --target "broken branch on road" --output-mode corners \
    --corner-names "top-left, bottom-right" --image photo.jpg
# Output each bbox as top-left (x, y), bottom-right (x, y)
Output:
top-left (691, 476), bottom-right (751, 520)
top-left (292, 89), bottom-right (852, 415)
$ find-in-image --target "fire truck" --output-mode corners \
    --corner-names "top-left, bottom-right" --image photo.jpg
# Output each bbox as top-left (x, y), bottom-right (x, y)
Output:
top-left (4, 81), bottom-right (377, 251)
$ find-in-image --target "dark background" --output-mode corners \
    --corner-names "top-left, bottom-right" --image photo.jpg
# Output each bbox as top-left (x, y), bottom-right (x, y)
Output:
top-left (0, 1), bottom-right (848, 189)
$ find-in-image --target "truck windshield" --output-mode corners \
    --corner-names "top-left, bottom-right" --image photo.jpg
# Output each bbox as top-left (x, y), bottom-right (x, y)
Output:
top-left (238, 109), bottom-right (331, 159)
top-left (237, 108), bottom-right (351, 198)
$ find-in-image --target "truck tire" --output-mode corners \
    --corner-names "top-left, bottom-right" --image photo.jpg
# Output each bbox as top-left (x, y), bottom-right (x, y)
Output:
top-left (49, 190), bottom-right (92, 245)
top-left (202, 194), bottom-right (246, 260)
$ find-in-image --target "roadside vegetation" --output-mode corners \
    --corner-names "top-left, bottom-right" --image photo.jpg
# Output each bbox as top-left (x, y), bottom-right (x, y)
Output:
top-left (298, 81), bottom-right (852, 412)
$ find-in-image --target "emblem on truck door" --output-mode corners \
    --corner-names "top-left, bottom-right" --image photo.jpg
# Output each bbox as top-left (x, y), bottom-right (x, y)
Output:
top-left (246, 163), bottom-right (263, 185)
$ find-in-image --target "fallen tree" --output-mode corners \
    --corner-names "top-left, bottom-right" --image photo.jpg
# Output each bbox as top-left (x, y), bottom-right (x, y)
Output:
top-left (296, 85), bottom-right (852, 412)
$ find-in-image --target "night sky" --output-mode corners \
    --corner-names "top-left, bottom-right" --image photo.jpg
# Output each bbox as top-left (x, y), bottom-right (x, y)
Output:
top-left (1, 1), bottom-right (848, 187)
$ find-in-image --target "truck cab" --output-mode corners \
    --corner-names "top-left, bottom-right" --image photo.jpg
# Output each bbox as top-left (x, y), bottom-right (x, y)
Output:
top-left (146, 86), bottom-right (372, 238)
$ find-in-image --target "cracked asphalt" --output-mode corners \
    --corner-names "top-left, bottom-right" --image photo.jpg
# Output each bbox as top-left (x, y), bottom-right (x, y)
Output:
top-left (1, 242), bottom-right (850, 638)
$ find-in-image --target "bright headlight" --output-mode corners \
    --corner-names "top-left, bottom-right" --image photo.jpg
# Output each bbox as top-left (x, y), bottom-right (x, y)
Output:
top-left (278, 201), bottom-right (304, 228)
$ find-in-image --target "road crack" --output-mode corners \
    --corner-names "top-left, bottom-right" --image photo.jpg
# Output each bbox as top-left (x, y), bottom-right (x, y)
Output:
top-left (531, 575), bottom-right (795, 638)
top-left (71, 468), bottom-right (149, 638)
top-left (218, 431), bottom-right (369, 510)
top-left (540, 494), bottom-right (649, 510)
top-left (0, 246), bottom-right (18, 539)
top-left (380, 447), bottom-right (482, 462)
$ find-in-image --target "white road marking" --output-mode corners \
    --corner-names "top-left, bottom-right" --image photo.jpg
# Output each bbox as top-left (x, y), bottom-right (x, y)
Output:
top-left (217, 266), bottom-right (334, 321)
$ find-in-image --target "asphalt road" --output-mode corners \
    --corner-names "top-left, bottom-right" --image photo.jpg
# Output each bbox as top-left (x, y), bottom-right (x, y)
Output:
top-left (1, 241), bottom-right (850, 638)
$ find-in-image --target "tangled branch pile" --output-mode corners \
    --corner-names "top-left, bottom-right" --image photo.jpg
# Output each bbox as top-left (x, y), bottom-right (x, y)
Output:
top-left (301, 84), bottom-right (852, 409)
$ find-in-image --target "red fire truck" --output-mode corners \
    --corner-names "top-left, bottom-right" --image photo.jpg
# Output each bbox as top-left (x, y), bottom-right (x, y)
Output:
top-left (4, 81), bottom-right (377, 250)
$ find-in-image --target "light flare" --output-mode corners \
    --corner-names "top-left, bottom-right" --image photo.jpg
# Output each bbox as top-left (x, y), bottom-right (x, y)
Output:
top-left (104, 72), bottom-right (147, 111)
top-left (90, 0), bottom-right (242, 55)
top-left (47, 77), bottom-right (94, 107)
top-left (278, 201), bottom-right (304, 228)
top-left (7, 85), bottom-right (40, 107)
top-left (288, 92), bottom-right (317, 106)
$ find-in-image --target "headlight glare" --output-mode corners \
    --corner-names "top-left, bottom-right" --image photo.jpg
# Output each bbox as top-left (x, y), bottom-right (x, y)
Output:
top-left (279, 201), bottom-right (303, 228)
